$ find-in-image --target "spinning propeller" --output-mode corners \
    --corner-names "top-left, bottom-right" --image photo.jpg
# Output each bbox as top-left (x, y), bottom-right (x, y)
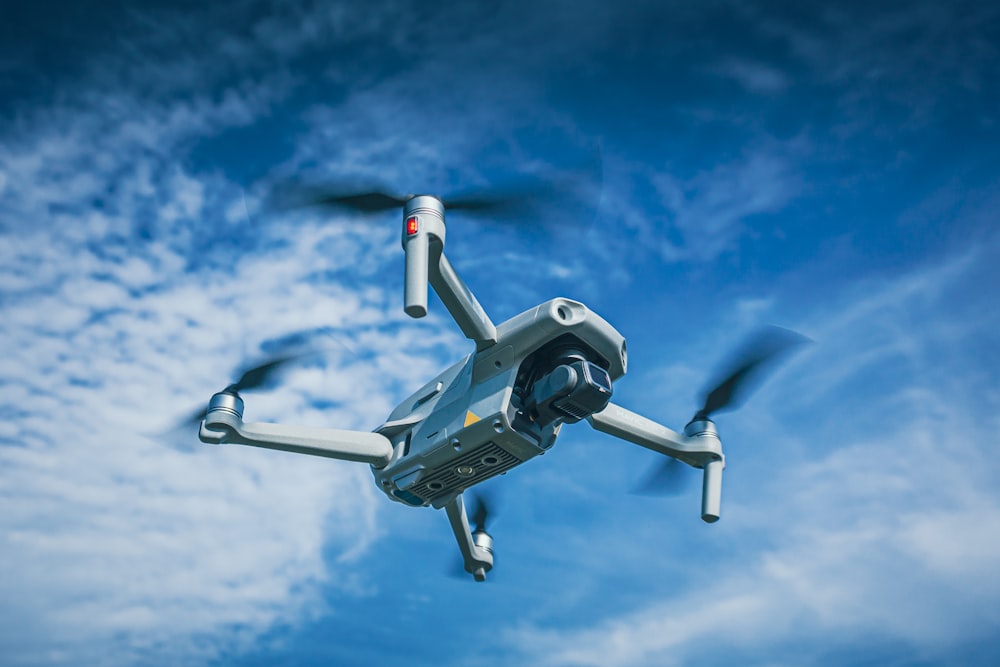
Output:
top-left (172, 349), bottom-right (310, 434)
top-left (269, 146), bottom-right (603, 231)
top-left (275, 184), bottom-right (544, 219)
top-left (693, 325), bottom-right (811, 422)
top-left (469, 491), bottom-right (496, 539)
top-left (448, 489), bottom-right (499, 582)
top-left (637, 325), bottom-right (811, 495)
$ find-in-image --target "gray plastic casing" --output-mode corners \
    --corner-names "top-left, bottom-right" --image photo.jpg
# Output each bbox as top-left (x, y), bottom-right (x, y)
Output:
top-left (372, 297), bottom-right (627, 508)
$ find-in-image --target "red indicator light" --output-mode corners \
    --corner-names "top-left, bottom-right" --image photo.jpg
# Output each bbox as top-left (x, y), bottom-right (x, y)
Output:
top-left (406, 217), bottom-right (419, 236)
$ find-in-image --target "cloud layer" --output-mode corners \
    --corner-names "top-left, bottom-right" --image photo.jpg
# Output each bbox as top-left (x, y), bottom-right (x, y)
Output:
top-left (0, 10), bottom-right (467, 661)
top-left (2, 1), bottom-right (998, 665)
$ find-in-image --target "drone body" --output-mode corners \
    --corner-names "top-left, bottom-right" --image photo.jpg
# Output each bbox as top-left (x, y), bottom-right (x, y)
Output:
top-left (199, 193), bottom-right (803, 581)
top-left (373, 294), bottom-right (624, 508)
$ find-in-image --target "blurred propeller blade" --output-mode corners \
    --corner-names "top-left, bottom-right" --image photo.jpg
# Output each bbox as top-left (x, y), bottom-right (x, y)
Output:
top-left (696, 325), bottom-right (811, 420)
top-left (168, 348), bottom-right (313, 435)
top-left (270, 184), bottom-right (409, 213)
top-left (443, 184), bottom-right (548, 217)
top-left (176, 405), bottom-right (209, 430)
top-left (443, 195), bottom-right (520, 213)
top-left (444, 488), bottom-right (499, 582)
top-left (469, 489), bottom-right (495, 534)
top-left (224, 353), bottom-right (302, 394)
top-left (308, 190), bottom-right (410, 213)
top-left (632, 457), bottom-right (691, 496)
top-left (159, 328), bottom-right (355, 453)
top-left (273, 182), bottom-right (538, 219)
top-left (268, 148), bottom-right (604, 226)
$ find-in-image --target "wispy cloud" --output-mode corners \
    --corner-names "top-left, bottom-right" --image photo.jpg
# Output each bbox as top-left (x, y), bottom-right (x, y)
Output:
top-left (0, 6), bottom-right (472, 663)
top-left (652, 149), bottom-right (800, 262)
top-left (710, 59), bottom-right (790, 95)
top-left (747, 1), bottom-right (1000, 133)
top-left (593, 144), bottom-right (802, 267)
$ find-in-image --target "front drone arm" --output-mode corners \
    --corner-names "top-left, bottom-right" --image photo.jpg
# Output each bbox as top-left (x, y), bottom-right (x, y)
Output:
top-left (587, 402), bottom-right (725, 522)
top-left (198, 393), bottom-right (393, 467)
top-left (444, 494), bottom-right (494, 582)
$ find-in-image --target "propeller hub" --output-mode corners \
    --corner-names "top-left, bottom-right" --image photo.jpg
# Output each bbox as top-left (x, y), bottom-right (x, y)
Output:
top-left (403, 194), bottom-right (446, 220)
top-left (472, 530), bottom-right (494, 555)
top-left (684, 418), bottom-right (718, 440)
top-left (208, 391), bottom-right (244, 420)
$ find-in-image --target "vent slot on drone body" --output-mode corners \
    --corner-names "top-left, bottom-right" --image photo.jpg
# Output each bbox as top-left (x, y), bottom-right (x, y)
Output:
top-left (409, 442), bottom-right (520, 503)
top-left (554, 401), bottom-right (592, 421)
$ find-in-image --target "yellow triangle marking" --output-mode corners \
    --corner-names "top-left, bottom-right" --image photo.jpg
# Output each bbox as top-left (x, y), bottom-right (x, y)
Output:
top-left (464, 410), bottom-right (481, 427)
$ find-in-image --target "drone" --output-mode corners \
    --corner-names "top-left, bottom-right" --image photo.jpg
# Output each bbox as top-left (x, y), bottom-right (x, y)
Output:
top-left (197, 187), bottom-right (807, 581)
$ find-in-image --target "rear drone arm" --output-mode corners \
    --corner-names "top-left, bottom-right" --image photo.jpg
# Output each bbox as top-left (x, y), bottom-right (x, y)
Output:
top-left (402, 196), bottom-right (497, 350)
top-left (587, 402), bottom-right (725, 522)
top-left (198, 392), bottom-right (393, 467)
top-left (444, 494), bottom-right (494, 582)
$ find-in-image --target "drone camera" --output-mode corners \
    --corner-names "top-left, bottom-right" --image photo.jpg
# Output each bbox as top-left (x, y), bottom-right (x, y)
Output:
top-left (527, 360), bottom-right (613, 425)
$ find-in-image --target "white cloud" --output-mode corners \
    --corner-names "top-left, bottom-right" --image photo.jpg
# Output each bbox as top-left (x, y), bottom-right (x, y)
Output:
top-left (0, 13), bottom-right (470, 663)
top-left (585, 143), bottom-right (804, 271)
top-left (652, 150), bottom-right (799, 262)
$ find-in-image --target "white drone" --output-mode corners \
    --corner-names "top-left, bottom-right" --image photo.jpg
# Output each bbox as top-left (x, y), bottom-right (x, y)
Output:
top-left (196, 188), bottom-right (806, 581)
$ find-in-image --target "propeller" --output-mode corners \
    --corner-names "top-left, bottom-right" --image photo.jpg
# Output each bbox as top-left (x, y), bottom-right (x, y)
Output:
top-left (168, 349), bottom-right (312, 437)
top-left (636, 325), bottom-right (810, 495)
top-left (268, 146), bottom-right (604, 229)
top-left (469, 490), bottom-right (495, 537)
top-left (692, 325), bottom-right (812, 423)
top-left (632, 457), bottom-right (691, 497)
top-left (159, 326), bottom-right (360, 452)
top-left (447, 488), bottom-right (499, 581)
top-left (275, 184), bottom-right (545, 218)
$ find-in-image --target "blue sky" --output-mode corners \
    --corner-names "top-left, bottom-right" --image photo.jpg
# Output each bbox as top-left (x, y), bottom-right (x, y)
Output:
top-left (1, 1), bottom-right (999, 665)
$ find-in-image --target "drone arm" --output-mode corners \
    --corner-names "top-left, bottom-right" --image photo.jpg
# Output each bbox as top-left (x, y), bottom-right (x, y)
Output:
top-left (403, 230), bottom-right (431, 318)
top-left (199, 405), bottom-right (393, 468)
top-left (444, 494), bottom-right (494, 581)
top-left (587, 403), bottom-right (705, 462)
top-left (429, 251), bottom-right (497, 350)
top-left (402, 197), bottom-right (497, 350)
top-left (587, 402), bottom-right (725, 522)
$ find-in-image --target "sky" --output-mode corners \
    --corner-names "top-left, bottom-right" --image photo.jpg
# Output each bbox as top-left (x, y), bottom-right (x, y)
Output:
top-left (1, 1), bottom-right (999, 665)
